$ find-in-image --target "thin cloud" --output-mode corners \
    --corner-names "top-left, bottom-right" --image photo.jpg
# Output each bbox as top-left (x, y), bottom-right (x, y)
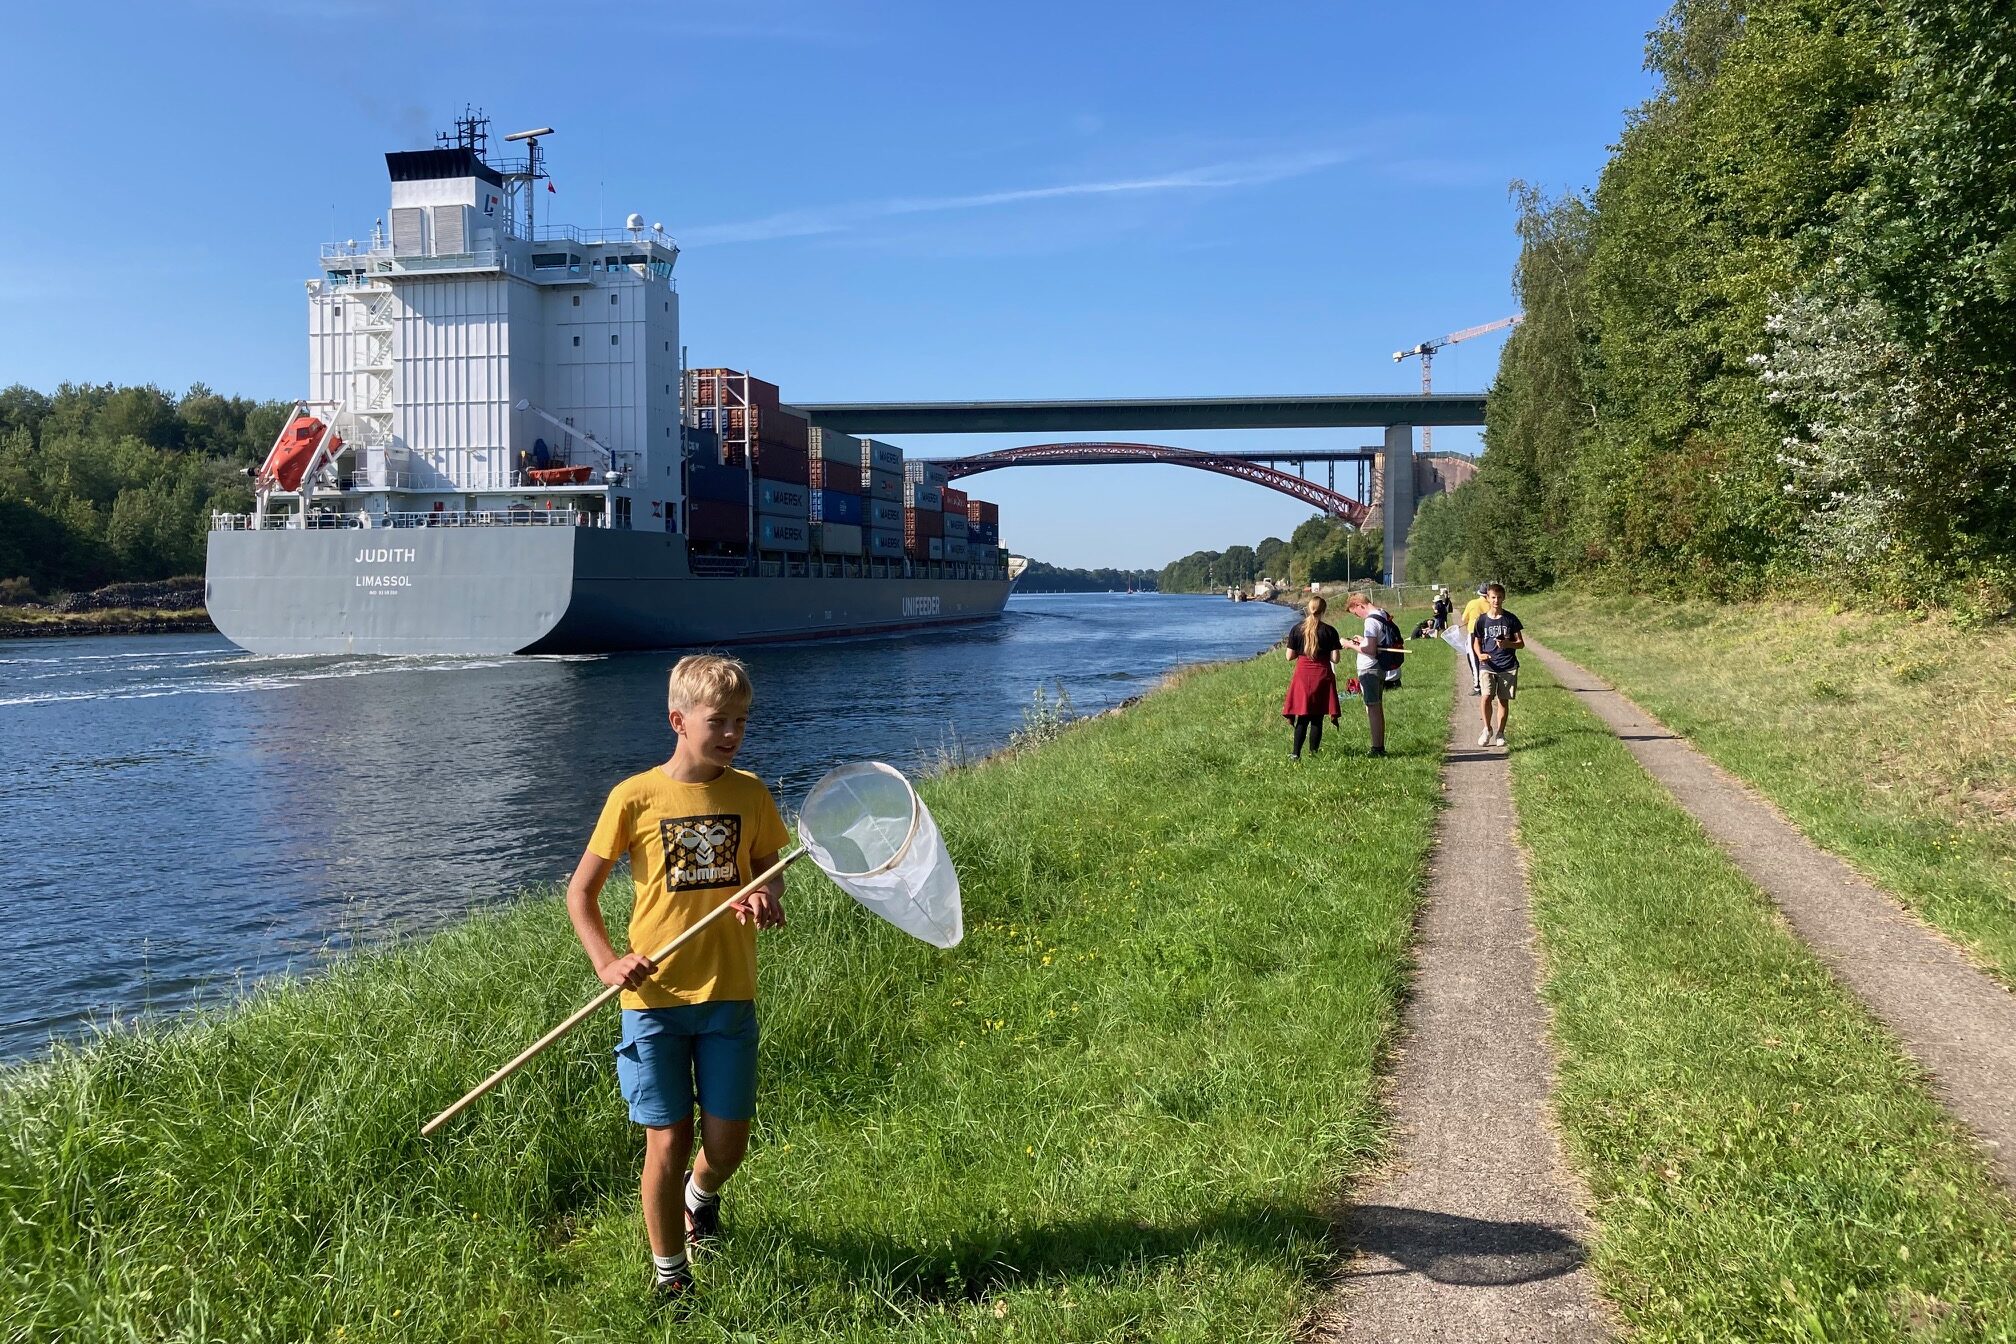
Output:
top-left (681, 147), bottom-right (1362, 247)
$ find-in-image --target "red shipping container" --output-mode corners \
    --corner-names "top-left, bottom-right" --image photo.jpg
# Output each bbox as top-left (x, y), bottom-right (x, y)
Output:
top-left (726, 406), bottom-right (809, 453)
top-left (687, 498), bottom-right (749, 544)
top-left (940, 485), bottom-right (968, 512)
top-left (723, 442), bottom-right (810, 486)
top-left (809, 456), bottom-right (863, 493)
top-left (687, 369), bottom-right (781, 408)
top-left (966, 499), bottom-right (999, 525)
top-left (902, 507), bottom-right (945, 541)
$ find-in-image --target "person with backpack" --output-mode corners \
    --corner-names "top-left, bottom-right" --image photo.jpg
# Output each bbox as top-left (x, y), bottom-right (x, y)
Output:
top-left (1344, 592), bottom-right (1403, 758)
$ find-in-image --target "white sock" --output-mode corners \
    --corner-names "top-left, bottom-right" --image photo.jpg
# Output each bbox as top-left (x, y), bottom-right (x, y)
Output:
top-left (685, 1172), bottom-right (720, 1212)
top-left (653, 1250), bottom-right (688, 1281)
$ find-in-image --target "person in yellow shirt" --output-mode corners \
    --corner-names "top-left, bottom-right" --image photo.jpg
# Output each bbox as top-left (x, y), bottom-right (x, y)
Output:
top-left (566, 654), bottom-right (790, 1303)
top-left (1459, 584), bottom-right (1491, 696)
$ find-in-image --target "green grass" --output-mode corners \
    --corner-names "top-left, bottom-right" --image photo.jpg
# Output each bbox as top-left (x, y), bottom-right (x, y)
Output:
top-left (1518, 591), bottom-right (2016, 987)
top-left (1504, 658), bottom-right (2016, 1341)
top-left (0, 641), bottom-right (1451, 1342)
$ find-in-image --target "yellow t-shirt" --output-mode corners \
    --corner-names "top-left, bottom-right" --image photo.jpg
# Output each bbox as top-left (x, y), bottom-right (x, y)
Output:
top-left (1461, 597), bottom-right (1489, 634)
top-left (589, 766), bottom-right (791, 1010)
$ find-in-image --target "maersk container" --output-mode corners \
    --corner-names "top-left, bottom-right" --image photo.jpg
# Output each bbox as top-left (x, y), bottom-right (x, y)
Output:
top-left (756, 516), bottom-right (811, 553)
top-left (903, 461), bottom-right (950, 489)
top-left (968, 520), bottom-right (999, 545)
top-left (861, 438), bottom-right (904, 474)
top-left (865, 468), bottom-right (901, 502)
top-left (814, 521), bottom-right (864, 555)
top-left (756, 479), bottom-right (810, 517)
top-left (866, 528), bottom-right (904, 559)
top-left (942, 513), bottom-right (969, 541)
top-left (945, 538), bottom-right (971, 561)
top-left (905, 533), bottom-right (944, 561)
top-left (810, 489), bottom-right (863, 526)
top-left (866, 498), bottom-right (902, 530)
top-left (808, 426), bottom-right (861, 466)
top-left (903, 482), bottom-right (943, 512)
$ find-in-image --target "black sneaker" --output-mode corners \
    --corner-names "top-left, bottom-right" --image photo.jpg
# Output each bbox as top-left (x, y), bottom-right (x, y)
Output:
top-left (652, 1263), bottom-right (695, 1307)
top-left (686, 1179), bottom-right (722, 1245)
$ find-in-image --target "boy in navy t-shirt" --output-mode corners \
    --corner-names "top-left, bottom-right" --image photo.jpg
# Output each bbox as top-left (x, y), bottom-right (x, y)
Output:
top-left (1469, 583), bottom-right (1524, 748)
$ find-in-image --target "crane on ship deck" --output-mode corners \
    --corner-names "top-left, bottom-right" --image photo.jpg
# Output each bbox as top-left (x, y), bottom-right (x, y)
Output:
top-left (1392, 314), bottom-right (1521, 454)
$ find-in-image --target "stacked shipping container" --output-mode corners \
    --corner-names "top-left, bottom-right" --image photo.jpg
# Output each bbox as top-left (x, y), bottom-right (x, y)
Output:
top-left (683, 378), bottom-right (1007, 568)
top-left (684, 368), bottom-right (810, 552)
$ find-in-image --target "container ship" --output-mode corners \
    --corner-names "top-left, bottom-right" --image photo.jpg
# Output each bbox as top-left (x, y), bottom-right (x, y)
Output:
top-left (204, 113), bottom-right (1012, 655)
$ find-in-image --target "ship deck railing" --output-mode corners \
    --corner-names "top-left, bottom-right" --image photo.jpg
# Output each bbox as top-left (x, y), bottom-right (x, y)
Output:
top-left (212, 509), bottom-right (589, 531)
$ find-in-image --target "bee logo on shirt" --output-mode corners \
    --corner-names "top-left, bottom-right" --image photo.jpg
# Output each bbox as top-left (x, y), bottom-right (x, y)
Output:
top-left (661, 814), bottom-right (742, 890)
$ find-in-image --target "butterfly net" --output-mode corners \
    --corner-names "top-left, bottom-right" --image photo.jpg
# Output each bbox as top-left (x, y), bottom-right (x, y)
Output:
top-left (796, 761), bottom-right (962, 949)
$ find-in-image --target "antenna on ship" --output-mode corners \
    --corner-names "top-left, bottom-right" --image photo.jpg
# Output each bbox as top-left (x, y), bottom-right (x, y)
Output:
top-left (438, 105), bottom-right (490, 159)
top-left (503, 124), bottom-right (555, 239)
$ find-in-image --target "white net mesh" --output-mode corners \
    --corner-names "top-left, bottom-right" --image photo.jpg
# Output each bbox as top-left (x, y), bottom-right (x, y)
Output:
top-left (797, 761), bottom-right (963, 949)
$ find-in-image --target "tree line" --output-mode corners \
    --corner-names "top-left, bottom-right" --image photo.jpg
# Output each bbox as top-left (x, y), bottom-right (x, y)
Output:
top-left (0, 383), bottom-right (289, 598)
top-left (1158, 514), bottom-right (1381, 593)
top-left (1014, 558), bottom-right (1161, 593)
top-left (1408, 0), bottom-right (2014, 618)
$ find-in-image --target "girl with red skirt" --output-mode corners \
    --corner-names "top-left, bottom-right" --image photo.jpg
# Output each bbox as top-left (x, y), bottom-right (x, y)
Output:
top-left (1281, 596), bottom-right (1343, 758)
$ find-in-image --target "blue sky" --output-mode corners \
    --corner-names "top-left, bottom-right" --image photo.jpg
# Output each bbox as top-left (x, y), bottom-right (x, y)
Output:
top-left (0, 0), bottom-right (1659, 568)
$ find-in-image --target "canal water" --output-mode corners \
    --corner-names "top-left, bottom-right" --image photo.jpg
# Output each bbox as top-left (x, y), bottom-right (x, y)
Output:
top-left (0, 593), bottom-right (1292, 1061)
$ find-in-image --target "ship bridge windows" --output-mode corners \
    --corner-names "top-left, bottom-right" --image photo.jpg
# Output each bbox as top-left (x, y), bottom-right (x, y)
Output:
top-left (532, 252), bottom-right (583, 273)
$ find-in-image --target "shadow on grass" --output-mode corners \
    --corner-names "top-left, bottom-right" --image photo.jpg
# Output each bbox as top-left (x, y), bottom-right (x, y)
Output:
top-left (786, 1200), bottom-right (1333, 1303)
top-left (1341, 1205), bottom-right (1587, 1287)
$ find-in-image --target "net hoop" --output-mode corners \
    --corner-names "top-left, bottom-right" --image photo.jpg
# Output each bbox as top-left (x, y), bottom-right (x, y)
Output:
top-left (797, 761), bottom-right (923, 876)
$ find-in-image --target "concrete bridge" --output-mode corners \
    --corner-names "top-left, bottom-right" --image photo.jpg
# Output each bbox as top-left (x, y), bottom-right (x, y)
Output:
top-left (792, 393), bottom-right (1488, 581)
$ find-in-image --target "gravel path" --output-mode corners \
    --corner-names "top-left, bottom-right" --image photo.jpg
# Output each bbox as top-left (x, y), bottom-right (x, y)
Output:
top-left (1526, 638), bottom-right (2016, 1187)
top-left (1312, 667), bottom-right (1612, 1343)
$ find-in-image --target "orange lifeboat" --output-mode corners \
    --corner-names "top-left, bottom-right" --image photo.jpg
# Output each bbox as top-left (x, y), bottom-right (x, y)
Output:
top-left (527, 465), bottom-right (595, 485)
top-left (263, 412), bottom-right (342, 491)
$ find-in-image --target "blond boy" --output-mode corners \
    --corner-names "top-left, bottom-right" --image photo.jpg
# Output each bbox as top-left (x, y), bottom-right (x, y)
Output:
top-left (566, 654), bottom-right (789, 1302)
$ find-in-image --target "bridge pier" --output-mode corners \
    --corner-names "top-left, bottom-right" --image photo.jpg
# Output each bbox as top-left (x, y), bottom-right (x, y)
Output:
top-left (1380, 423), bottom-right (1414, 584)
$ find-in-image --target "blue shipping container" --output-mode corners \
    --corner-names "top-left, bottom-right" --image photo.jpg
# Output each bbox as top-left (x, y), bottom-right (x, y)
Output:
top-left (756, 479), bottom-right (810, 517)
top-left (903, 482), bottom-right (943, 511)
top-left (866, 528), bottom-right (904, 558)
top-left (866, 498), bottom-right (903, 530)
top-left (942, 513), bottom-right (968, 540)
top-left (688, 458), bottom-right (749, 504)
top-left (809, 489), bottom-right (863, 525)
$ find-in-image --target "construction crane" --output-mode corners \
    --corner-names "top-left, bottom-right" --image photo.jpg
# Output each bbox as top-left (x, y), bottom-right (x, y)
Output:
top-left (1392, 314), bottom-right (1522, 453)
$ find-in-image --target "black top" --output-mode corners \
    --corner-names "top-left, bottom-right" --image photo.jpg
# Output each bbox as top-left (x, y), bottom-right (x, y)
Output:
top-left (1473, 609), bottom-right (1524, 671)
top-left (1287, 621), bottom-right (1344, 661)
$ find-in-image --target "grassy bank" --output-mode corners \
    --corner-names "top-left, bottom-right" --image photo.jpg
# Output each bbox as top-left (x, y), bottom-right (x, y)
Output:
top-left (0, 606), bottom-right (215, 636)
top-left (1505, 658), bottom-right (2016, 1339)
top-left (1, 644), bottom-right (1451, 1342)
top-left (1518, 591), bottom-right (2016, 987)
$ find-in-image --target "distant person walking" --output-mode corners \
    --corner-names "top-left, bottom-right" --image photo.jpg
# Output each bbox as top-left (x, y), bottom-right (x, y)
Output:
top-left (1470, 583), bottom-right (1525, 748)
top-left (1431, 586), bottom-right (1452, 633)
top-left (1459, 584), bottom-right (1491, 696)
top-left (1281, 596), bottom-right (1343, 759)
top-left (1345, 591), bottom-right (1399, 758)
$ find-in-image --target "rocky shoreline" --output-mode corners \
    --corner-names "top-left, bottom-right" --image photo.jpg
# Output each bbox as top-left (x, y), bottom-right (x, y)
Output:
top-left (0, 578), bottom-right (215, 638)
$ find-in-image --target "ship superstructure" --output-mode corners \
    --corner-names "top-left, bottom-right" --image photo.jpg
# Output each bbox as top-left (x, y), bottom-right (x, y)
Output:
top-left (207, 112), bottom-right (1012, 655)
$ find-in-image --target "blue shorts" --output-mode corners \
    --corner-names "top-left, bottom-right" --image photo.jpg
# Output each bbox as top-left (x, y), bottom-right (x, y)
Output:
top-left (615, 1001), bottom-right (759, 1127)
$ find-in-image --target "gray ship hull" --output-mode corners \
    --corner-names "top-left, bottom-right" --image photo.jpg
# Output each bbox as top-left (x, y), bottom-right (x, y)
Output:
top-left (206, 527), bottom-right (1012, 655)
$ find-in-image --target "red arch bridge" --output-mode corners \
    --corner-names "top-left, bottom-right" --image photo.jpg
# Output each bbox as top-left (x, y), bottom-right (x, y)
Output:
top-left (921, 442), bottom-right (1376, 529)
